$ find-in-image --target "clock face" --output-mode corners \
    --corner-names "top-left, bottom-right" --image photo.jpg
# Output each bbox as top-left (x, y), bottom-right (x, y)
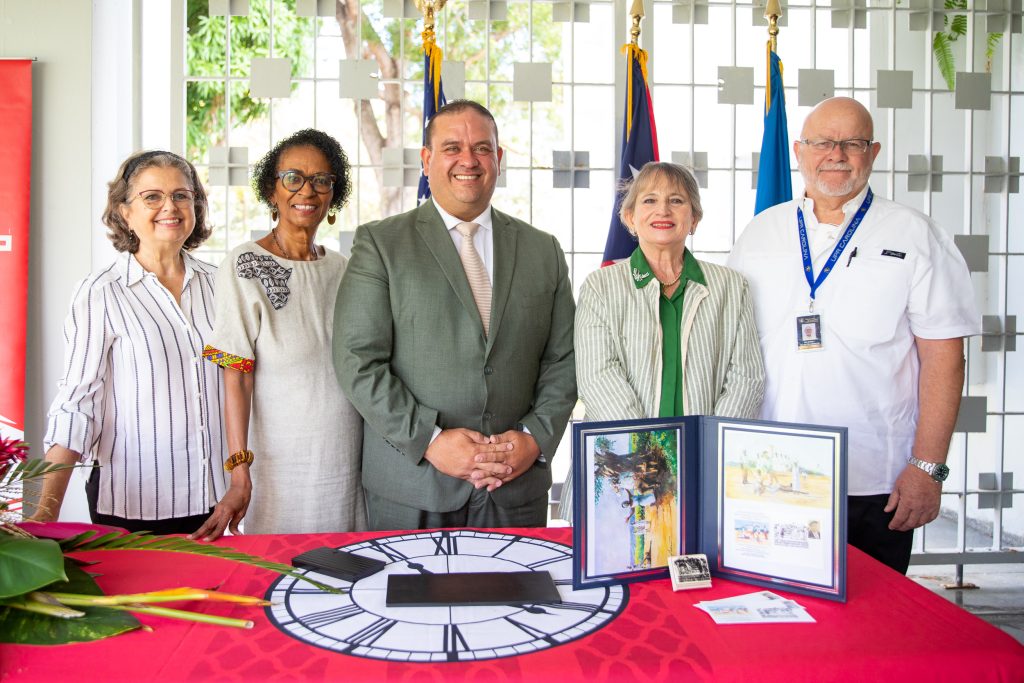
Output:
top-left (266, 530), bottom-right (628, 662)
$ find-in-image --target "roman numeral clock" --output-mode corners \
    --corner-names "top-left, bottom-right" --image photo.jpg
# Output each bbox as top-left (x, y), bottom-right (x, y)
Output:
top-left (267, 530), bottom-right (628, 662)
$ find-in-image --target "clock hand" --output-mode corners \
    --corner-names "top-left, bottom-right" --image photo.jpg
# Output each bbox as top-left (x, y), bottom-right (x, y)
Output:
top-left (521, 605), bottom-right (549, 614)
top-left (406, 561), bottom-right (432, 574)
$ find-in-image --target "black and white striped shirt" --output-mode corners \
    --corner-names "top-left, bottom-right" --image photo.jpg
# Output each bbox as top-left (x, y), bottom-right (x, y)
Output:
top-left (44, 251), bottom-right (228, 519)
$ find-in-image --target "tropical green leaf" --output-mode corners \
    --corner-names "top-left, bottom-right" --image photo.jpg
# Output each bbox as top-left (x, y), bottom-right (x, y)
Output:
top-left (0, 601), bottom-right (139, 644)
top-left (0, 560), bottom-right (139, 645)
top-left (986, 32), bottom-right (1003, 70)
top-left (948, 14), bottom-right (967, 39)
top-left (1, 459), bottom-right (79, 487)
top-left (59, 531), bottom-right (340, 593)
top-left (933, 32), bottom-right (957, 90)
top-left (0, 536), bottom-right (66, 599)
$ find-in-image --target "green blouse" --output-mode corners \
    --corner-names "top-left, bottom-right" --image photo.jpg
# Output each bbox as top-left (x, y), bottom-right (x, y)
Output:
top-left (629, 246), bottom-right (707, 417)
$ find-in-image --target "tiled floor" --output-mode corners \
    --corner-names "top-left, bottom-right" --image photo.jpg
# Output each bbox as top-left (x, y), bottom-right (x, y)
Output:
top-left (908, 562), bottom-right (1024, 644)
top-left (906, 514), bottom-right (1024, 644)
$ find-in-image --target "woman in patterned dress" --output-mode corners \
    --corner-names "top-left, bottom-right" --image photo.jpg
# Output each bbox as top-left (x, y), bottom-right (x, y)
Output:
top-left (193, 129), bottom-right (365, 538)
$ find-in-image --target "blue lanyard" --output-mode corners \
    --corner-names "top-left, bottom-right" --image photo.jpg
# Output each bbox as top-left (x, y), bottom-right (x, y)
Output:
top-left (797, 188), bottom-right (873, 308)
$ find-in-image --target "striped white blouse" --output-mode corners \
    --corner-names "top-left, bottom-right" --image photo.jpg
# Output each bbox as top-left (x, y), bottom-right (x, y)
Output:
top-left (44, 251), bottom-right (228, 519)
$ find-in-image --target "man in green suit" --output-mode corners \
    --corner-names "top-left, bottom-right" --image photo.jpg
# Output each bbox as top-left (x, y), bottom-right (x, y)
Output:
top-left (333, 100), bottom-right (577, 529)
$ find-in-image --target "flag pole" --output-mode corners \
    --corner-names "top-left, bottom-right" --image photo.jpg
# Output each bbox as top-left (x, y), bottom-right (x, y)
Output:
top-left (629, 0), bottom-right (643, 46)
top-left (415, 0), bottom-right (447, 36)
top-left (765, 0), bottom-right (782, 52)
top-left (415, 0), bottom-right (448, 203)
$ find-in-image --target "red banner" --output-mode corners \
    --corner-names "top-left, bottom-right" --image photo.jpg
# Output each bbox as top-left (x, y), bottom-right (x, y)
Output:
top-left (0, 60), bottom-right (32, 441)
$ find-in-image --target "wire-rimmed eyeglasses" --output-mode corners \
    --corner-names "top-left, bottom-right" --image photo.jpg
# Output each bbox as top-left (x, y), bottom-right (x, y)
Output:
top-left (129, 189), bottom-right (196, 209)
top-left (798, 139), bottom-right (874, 155)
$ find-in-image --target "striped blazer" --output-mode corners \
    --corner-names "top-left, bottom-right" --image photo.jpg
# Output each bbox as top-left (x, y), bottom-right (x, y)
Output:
top-left (559, 256), bottom-right (764, 521)
top-left (575, 256), bottom-right (765, 421)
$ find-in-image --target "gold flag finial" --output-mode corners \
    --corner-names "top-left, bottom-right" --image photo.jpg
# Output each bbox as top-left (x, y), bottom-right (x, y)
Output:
top-left (415, 0), bottom-right (448, 35)
top-left (764, 0), bottom-right (783, 53)
top-left (629, 0), bottom-right (644, 46)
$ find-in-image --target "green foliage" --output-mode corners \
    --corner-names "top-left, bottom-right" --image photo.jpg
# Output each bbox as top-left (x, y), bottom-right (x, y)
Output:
top-left (0, 561), bottom-right (140, 645)
top-left (931, 0), bottom-right (1003, 91)
top-left (57, 530), bottom-right (338, 593)
top-left (0, 536), bottom-right (66, 599)
top-left (933, 32), bottom-right (957, 91)
top-left (986, 32), bottom-right (1004, 71)
top-left (185, 0), bottom-right (312, 160)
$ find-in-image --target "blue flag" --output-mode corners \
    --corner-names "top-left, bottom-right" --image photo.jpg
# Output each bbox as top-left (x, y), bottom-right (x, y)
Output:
top-left (754, 47), bottom-right (792, 215)
top-left (418, 38), bottom-right (447, 204)
top-left (603, 45), bottom-right (659, 265)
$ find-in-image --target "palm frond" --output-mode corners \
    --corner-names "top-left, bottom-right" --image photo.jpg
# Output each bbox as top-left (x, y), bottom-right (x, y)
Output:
top-left (948, 14), bottom-right (968, 39)
top-left (2, 459), bottom-right (80, 486)
top-left (986, 32), bottom-right (1003, 71)
top-left (933, 32), bottom-right (957, 90)
top-left (59, 531), bottom-right (340, 593)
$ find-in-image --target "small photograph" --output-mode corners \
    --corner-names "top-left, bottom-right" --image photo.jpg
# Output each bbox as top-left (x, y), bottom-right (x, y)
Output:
top-left (734, 520), bottom-right (770, 545)
top-left (669, 553), bottom-right (711, 591)
top-left (807, 521), bottom-right (821, 539)
top-left (773, 522), bottom-right (809, 549)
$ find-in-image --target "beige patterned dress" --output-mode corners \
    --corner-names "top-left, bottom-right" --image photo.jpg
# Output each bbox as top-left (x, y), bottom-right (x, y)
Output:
top-left (205, 241), bottom-right (366, 534)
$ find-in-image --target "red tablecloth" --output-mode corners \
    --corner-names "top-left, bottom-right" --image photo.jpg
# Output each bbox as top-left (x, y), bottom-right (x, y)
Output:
top-left (2, 528), bottom-right (1022, 682)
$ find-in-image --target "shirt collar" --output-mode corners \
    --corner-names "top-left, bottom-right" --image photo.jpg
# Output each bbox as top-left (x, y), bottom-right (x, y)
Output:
top-left (432, 198), bottom-right (493, 233)
top-left (629, 246), bottom-right (706, 290)
top-left (801, 184), bottom-right (871, 227)
top-left (115, 249), bottom-right (196, 288)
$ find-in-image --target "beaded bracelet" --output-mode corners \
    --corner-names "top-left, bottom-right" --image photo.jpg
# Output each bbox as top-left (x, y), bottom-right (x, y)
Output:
top-left (224, 449), bottom-right (255, 472)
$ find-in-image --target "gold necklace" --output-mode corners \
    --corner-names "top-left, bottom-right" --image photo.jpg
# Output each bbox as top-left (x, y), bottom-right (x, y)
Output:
top-left (272, 227), bottom-right (317, 261)
top-left (658, 272), bottom-right (682, 289)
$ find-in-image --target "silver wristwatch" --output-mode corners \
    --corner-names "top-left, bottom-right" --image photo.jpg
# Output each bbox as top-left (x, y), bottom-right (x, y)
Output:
top-left (907, 456), bottom-right (950, 482)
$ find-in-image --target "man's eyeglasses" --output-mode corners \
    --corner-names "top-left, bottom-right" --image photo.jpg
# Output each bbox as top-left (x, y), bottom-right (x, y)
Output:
top-left (277, 171), bottom-right (336, 194)
top-left (799, 138), bottom-right (874, 155)
top-left (130, 189), bottom-right (196, 209)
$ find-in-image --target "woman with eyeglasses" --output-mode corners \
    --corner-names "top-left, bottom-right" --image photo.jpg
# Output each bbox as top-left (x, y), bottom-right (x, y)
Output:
top-left (193, 129), bottom-right (365, 539)
top-left (35, 150), bottom-right (229, 534)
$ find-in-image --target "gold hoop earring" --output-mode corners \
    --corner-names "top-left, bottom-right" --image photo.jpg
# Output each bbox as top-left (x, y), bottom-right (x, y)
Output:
top-left (271, 206), bottom-right (279, 222)
top-left (327, 213), bottom-right (336, 226)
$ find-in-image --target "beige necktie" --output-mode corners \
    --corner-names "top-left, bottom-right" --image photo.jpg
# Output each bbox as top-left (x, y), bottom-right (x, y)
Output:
top-left (455, 221), bottom-right (492, 336)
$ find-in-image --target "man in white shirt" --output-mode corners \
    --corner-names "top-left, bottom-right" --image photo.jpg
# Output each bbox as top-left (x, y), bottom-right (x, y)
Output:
top-left (728, 97), bottom-right (981, 573)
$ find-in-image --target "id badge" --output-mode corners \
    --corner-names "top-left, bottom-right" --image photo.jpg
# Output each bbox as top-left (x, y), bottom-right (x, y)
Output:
top-left (796, 313), bottom-right (824, 351)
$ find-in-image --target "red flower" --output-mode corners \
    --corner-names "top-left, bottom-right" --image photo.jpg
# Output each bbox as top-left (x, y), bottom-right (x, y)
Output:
top-left (0, 437), bottom-right (29, 479)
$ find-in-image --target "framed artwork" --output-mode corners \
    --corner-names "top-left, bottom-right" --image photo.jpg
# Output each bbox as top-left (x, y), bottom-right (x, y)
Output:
top-left (571, 418), bottom-right (695, 590)
top-left (700, 419), bottom-right (847, 602)
top-left (571, 416), bottom-right (847, 602)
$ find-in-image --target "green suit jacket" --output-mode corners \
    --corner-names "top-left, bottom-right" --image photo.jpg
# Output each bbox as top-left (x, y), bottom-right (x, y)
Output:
top-left (333, 201), bottom-right (577, 513)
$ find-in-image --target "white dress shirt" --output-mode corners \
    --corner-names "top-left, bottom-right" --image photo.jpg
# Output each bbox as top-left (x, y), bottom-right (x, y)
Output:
top-left (433, 199), bottom-right (494, 284)
top-left (44, 251), bottom-right (228, 519)
top-left (728, 186), bottom-right (980, 495)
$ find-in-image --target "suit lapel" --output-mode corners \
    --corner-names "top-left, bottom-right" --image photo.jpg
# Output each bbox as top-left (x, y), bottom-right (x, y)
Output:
top-left (415, 202), bottom-right (487, 339)
top-left (487, 208), bottom-right (517, 348)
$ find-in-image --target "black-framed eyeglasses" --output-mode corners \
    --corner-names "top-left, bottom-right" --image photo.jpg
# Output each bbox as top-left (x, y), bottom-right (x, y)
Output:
top-left (129, 189), bottom-right (196, 209)
top-left (277, 170), bottom-right (336, 194)
top-left (799, 138), bottom-right (874, 155)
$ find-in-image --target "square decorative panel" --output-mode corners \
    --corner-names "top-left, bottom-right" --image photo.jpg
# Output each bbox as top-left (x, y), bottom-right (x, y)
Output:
top-left (249, 58), bottom-right (292, 99)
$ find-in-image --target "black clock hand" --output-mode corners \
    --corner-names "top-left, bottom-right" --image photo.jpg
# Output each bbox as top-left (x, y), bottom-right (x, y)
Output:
top-left (406, 560), bottom-right (432, 574)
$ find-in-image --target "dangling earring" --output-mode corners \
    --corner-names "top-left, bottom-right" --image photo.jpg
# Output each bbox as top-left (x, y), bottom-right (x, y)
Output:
top-left (327, 212), bottom-right (336, 226)
top-left (271, 205), bottom-right (279, 222)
